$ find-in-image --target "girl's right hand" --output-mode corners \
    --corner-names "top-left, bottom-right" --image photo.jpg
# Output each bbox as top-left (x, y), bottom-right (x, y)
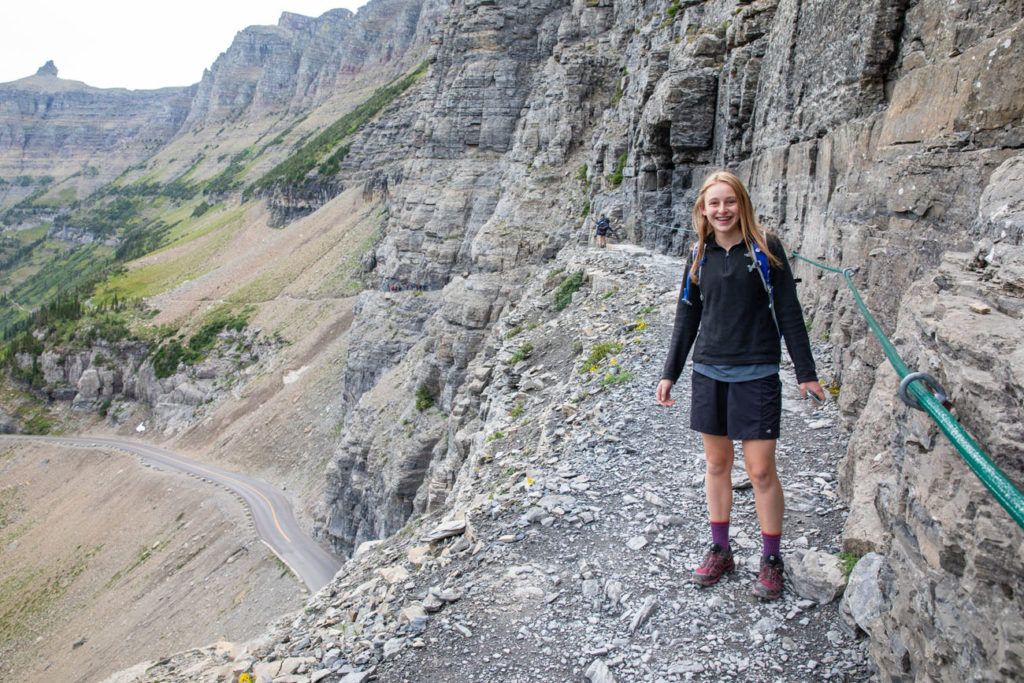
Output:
top-left (656, 379), bottom-right (676, 407)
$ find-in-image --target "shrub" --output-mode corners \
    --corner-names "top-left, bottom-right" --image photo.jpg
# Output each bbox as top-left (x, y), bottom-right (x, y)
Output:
top-left (415, 384), bottom-right (434, 411)
top-left (150, 307), bottom-right (251, 379)
top-left (580, 341), bottom-right (623, 373)
top-left (553, 271), bottom-right (585, 310)
top-left (152, 340), bottom-right (190, 379)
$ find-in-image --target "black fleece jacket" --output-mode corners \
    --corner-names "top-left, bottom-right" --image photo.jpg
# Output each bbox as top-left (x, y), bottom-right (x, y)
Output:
top-left (661, 233), bottom-right (818, 384)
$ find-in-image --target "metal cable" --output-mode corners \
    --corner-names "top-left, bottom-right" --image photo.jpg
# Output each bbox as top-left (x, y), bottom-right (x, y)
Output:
top-left (791, 251), bottom-right (1024, 529)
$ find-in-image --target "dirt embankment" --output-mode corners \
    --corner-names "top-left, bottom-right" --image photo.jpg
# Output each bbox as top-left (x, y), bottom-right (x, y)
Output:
top-left (0, 441), bottom-right (305, 683)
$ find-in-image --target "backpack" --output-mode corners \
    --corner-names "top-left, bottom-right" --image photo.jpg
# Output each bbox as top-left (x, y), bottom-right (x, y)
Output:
top-left (681, 240), bottom-right (780, 335)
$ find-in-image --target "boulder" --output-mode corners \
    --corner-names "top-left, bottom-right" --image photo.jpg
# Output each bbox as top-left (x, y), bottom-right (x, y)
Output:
top-left (839, 553), bottom-right (889, 638)
top-left (785, 549), bottom-right (846, 604)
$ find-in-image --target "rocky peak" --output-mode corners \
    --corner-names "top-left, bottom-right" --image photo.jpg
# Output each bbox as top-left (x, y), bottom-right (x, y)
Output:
top-left (278, 9), bottom-right (351, 32)
top-left (183, 0), bottom-right (439, 127)
top-left (35, 60), bottom-right (58, 77)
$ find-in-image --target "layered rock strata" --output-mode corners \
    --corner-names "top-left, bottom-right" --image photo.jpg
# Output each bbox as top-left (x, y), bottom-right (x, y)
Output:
top-left (184, 0), bottom-right (445, 128)
top-left (840, 241), bottom-right (1024, 680)
top-left (0, 64), bottom-right (193, 208)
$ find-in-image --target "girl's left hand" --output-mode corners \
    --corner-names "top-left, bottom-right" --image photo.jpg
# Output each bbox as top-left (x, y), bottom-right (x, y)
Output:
top-left (799, 380), bottom-right (827, 403)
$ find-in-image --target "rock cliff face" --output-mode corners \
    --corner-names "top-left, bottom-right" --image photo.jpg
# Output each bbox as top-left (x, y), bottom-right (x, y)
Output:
top-left (841, 240), bottom-right (1024, 680)
top-left (184, 0), bottom-right (444, 128)
top-left (13, 330), bottom-right (276, 434)
top-left (304, 0), bottom-right (1024, 679)
top-left (0, 64), bottom-right (193, 208)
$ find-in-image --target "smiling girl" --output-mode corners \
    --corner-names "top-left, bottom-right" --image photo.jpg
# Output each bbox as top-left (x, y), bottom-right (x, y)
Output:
top-left (656, 170), bottom-right (825, 600)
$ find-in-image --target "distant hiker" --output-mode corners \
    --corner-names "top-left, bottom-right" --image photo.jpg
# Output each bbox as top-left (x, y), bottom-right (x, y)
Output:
top-left (655, 170), bottom-right (825, 600)
top-left (594, 214), bottom-right (611, 248)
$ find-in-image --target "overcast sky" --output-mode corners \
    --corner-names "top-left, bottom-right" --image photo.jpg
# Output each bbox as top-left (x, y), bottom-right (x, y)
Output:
top-left (1, 1), bottom-right (368, 90)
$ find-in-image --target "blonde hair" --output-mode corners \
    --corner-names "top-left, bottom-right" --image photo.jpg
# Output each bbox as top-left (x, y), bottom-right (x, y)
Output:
top-left (689, 170), bottom-right (779, 283)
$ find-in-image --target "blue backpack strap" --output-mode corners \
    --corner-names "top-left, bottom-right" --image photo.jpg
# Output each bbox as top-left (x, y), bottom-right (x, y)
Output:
top-left (752, 243), bottom-right (772, 299)
top-left (749, 241), bottom-right (780, 336)
top-left (682, 243), bottom-right (705, 305)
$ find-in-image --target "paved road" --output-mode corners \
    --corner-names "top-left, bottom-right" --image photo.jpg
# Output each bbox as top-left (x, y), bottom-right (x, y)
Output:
top-left (1, 435), bottom-right (342, 592)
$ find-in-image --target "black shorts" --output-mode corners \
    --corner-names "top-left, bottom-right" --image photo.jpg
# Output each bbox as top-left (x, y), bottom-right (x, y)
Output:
top-left (689, 371), bottom-right (782, 440)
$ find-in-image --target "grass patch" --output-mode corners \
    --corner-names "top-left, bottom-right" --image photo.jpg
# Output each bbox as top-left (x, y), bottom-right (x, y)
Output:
top-left (486, 431), bottom-right (505, 443)
top-left (0, 485), bottom-right (20, 530)
top-left (20, 409), bottom-right (53, 435)
top-left (544, 267), bottom-right (565, 289)
top-left (839, 552), bottom-right (861, 579)
top-left (607, 152), bottom-right (627, 187)
top-left (0, 547), bottom-right (97, 641)
top-left (510, 401), bottom-right (525, 419)
top-left (32, 186), bottom-right (77, 208)
top-left (95, 205), bottom-right (247, 301)
top-left (553, 271), bottom-right (585, 310)
top-left (601, 371), bottom-right (634, 387)
top-left (610, 78), bottom-right (623, 106)
top-left (508, 342), bottom-right (534, 365)
top-left (106, 539), bottom-right (170, 588)
top-left (229, 206), bottom-right (381, 303)
top-left (576, 164), bottom-right (589, 186)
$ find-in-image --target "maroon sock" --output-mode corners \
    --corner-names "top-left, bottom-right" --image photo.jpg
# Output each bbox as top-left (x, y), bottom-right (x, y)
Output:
top-left (762, 532), bottom-right (781, 559)
top-left (711, 520), bottom-right (730, 550)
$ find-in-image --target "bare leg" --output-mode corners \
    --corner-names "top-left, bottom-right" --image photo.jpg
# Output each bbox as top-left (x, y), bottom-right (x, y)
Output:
top-left (703, 434), bottom-right (735, 522)
top-left (741, 439), bottom-right (783, 535)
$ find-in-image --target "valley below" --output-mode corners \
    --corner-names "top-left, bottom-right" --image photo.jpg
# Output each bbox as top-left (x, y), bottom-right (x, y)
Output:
top-left (0, 440), bottom-right (305, 683)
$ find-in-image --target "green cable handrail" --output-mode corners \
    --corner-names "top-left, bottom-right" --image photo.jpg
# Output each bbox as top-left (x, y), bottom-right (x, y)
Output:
top-left (791, 251), bottom-right (1024, 529)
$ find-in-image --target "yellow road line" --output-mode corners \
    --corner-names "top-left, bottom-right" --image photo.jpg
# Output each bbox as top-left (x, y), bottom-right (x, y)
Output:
top-left (137, 447), bottom-right (292, 544)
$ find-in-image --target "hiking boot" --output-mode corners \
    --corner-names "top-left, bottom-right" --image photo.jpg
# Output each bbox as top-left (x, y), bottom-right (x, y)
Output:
top-left (752, 554), bottom-right (784, 600)
top-left (692, 544), bottom-right (735, 586)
